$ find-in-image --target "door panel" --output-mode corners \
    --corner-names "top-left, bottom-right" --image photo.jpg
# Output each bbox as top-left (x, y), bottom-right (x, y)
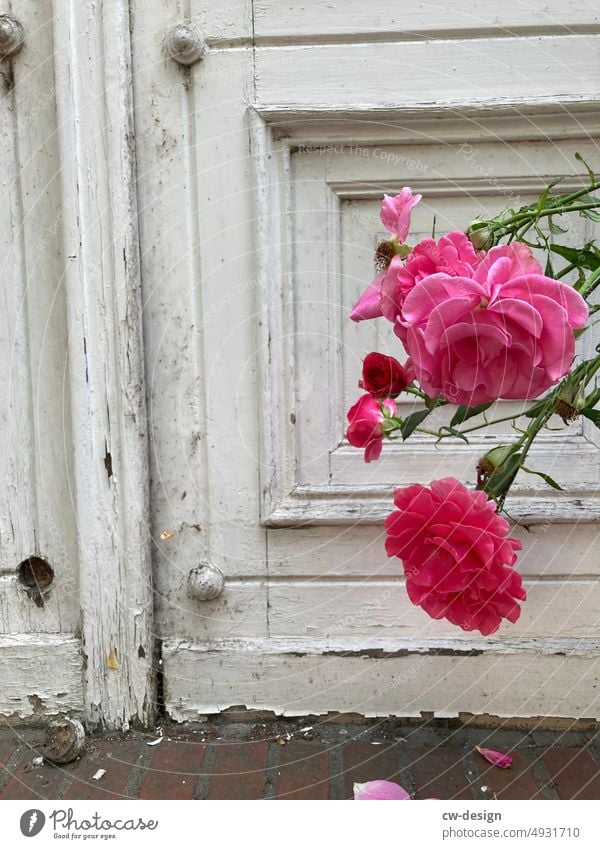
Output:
top-left (0, 0), bottom-right (82, 718)
top-left (132, 2), bottom-right (600, 721)
top-left (253, 1), bottom-right (599, 40)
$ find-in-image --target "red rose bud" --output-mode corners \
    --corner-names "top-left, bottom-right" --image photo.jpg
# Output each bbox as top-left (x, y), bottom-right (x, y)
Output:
top-left (359, 352), bottom-right (409, 399)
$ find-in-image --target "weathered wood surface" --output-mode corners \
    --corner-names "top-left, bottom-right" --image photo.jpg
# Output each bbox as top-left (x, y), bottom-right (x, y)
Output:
top-left (0, 634), bottom-right (83, 720)
top-left (52, 0), bottom-right (154, 729)
top-left (163, 638), bottom-right (600, 721)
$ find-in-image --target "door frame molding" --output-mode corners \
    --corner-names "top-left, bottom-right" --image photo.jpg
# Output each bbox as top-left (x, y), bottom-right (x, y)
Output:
top-left (53, 0), bottom-right (154, 730)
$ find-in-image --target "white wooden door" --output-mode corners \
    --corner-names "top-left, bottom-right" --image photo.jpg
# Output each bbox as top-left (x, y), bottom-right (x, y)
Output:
top-left (132, 2), bottom-right (600, 722)
top-left (1, 0), bottom-right (154, 729)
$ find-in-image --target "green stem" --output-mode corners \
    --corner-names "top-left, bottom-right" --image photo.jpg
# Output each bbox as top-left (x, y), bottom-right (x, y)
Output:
top-left (504, 201), bottom-right (600, 228)
top-left (578, 265), bottom-right (600, 298)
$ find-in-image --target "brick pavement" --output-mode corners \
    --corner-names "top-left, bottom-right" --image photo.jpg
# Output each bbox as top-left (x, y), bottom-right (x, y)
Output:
top-left (1, 717), bottom-right (599, 800)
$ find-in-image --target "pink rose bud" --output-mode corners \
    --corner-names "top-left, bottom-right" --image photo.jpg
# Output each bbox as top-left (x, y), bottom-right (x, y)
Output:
top-left (346, 394), bottom-right (396, 463)
top-left (359, 352), bottom-right (410, 399)
top-left (380, 188), bottom-right (422, 241)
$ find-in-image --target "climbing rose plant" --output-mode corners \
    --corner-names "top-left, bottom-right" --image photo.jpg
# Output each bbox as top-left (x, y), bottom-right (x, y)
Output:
top-left (347, 161), bottom-right (600, 635)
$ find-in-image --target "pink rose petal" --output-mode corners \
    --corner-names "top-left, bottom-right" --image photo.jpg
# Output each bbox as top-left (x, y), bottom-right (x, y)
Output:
top-left (476, 746), bottom-right (513, 769)
top-left (353, 780), bottom-right (411, 800)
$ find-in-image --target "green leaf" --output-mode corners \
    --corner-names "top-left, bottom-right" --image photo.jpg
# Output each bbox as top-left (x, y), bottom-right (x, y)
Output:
top-left (548, 218), bottom-right (568, 235)
top-left (521, 465), bottom-right (564, 491)
top-left (538, 177), bottom-right (565, 211)
top-left (575, 152), bottom-right (596, 183)
top-left (549, 243), bottom-right (600, 271)
top-left (400, 408), bottom-right (431, 440)
top-left (523, 401), bottom-right (547, 419)
top-left (582, 407), bottom-right (600, 428)
top-left (450, 402), bottom-right (493, 427)
top-left (436, 425), bottom-right (469, 444)
top-left (582, 208), bottom-right (600, 222)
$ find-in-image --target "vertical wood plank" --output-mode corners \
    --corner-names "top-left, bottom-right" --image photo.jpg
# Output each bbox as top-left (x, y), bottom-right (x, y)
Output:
top-left (52, 0), bottom-right (154, 729)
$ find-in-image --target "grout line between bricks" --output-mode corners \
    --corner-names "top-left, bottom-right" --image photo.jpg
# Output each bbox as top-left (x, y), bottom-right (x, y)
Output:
top-left (326, 741), bottom-right (346, 799)
top-left (193, 744), bottom-right (216, 800)
top-left (124, 743), bottom-right (155, 798)
top-left (396, 740), bottom-right (416, 797)
top-left (461, 749), bottom-right (482, 800)
top-left (529, 748), bottom-right (560, 800)
top-left (262, 742), bottom-right (279, 800)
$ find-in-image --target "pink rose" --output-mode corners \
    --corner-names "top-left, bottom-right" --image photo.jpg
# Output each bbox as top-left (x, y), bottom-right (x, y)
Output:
top-left (385, 478), bottom-right (525, 636)
top-left (350, 269), bottom-right (386, 322)
top-left (380, 188), bottom-right (422, 241)
top-left (381, 231), bottom-right (480, 330)
top-left (401, 250), bottom-right (588, 405)
top-left (359, 352), bottom-right (410, 399)
top-left (350, 231), bottom-right (479, 328)
top-left (346, 394), bottom-right (396, 462)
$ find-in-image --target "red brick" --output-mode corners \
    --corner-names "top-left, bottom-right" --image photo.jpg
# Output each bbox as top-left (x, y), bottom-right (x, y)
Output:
top-left (139, 741), bottom-right (205, 799)
top-left (207, 742), bottom-right (268, 800)
top-left (274, 742), bottom-right (329, 800)
top-left (62, 740), bottom-right (144, 800)
top-left (542, 747), bottom-right (600, 800)
top-left (477, 750), bottom-right (542, 800)
top-left (410, 745), bottom-right (472, 800)
top-left (0, 742), bottom-right (76, 801)
top-left (342, 743), bottom-right (402, 800)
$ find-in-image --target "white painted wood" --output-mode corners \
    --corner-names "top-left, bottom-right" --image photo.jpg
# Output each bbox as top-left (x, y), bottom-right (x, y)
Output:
top-left (267, 580), bottom-right (600, 640)
top-left (132, 0), bottom-right (269, 682)
top-left (0, 0), bottom-right (83, 716)
top-left (266, 523), bottom-right (600, 578)
top-left (51, 0), bottom-right (154, 729)
top-left (254, 1), bottom-right (600, 41)
top-left (0, 634), bottom-right (83, 720)
top-left (128, 4), bottom-right (600, 723)
top-left (162, 639), bottom-right (600, 720)
top-left (255, 122), bottom-right (600, 525)
top-left (255, 37), bottom-right (600, 112)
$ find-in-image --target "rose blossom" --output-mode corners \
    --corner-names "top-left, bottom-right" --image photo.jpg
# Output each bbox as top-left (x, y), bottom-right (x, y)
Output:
top-left (359, 352), bottom-right (409, 398)
top-left (380, 188), bottom-right (422, 241)
top-left (350, 230), bottom-right (479, 327)
top-left (381, 231), bottom-right (480, 329)
top-left (350, 189), bottom-right (421, 322)
top-left (346, 394), bottom-right (395, 462)
top-left (401, 248), bottom-right (588, 405)
top-left (385, 477), bottom-right (525, 636)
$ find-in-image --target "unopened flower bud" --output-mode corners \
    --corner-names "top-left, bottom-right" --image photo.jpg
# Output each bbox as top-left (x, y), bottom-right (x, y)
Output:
top-left (476, 444), bottom-right (514, 486)
top-left (466, 220), bottom-right (494, 251)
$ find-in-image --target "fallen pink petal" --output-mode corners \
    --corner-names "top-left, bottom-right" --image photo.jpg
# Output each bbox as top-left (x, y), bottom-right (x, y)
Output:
top-left (353, 780), bottom-right (411, 800)
top-left (476, 746), bottom-right (513, 768)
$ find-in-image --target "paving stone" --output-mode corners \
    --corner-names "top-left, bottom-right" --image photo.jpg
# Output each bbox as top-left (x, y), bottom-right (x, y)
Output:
top-left (274, 742), bottom-right (329, 800)
top-left (207, 742), bottom-right (268, 800)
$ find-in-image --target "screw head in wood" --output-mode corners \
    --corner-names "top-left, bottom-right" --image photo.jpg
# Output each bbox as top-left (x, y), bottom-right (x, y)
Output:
top-left (188, 563), bottom-right (225, 601)
top-left (0, 15), bottom-right (25, 58)
top-left (165, 25), bottom-right (206, 66)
